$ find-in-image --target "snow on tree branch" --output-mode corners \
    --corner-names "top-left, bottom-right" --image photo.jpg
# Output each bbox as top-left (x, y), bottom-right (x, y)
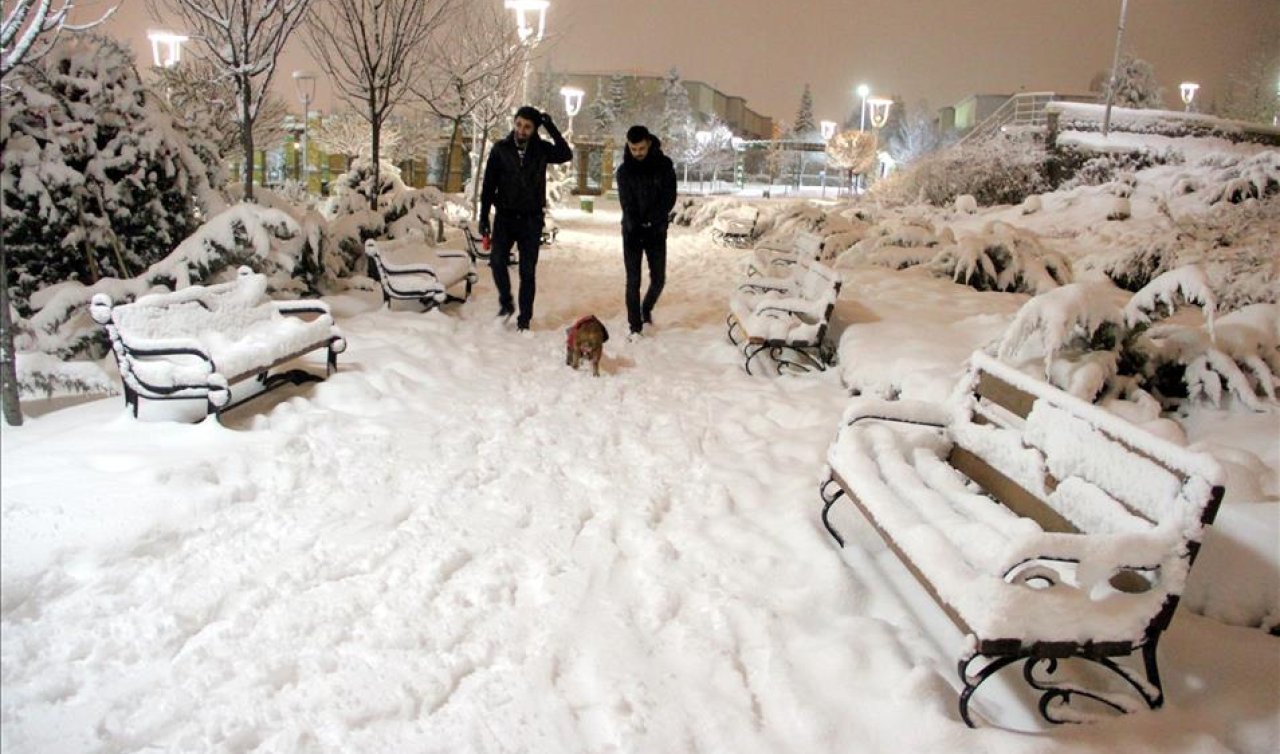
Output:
top-left (1, 0), bottom-right (116, 81)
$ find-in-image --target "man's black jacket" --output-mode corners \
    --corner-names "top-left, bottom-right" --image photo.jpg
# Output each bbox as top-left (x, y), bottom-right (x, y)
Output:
top-left (615, 135), bottom-right (677, 235)
top-left (480, 123), bottom-right (572, 224)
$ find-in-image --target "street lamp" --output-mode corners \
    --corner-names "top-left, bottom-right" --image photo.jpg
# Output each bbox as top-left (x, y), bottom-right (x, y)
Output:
top-left (820, 120), bottom-right (836, 198)
top-left (856, 83), bottom-right (870, 131)
top-left (867, 98), bottom-right (893, 186)
top-left (1179, 82), bottom-right (1199, 113)
top-left (147, 30), bottom-right (188, 68)
top-left (560, 86), bottom-right (584, 134)
top-left (868, 98), bottom-right (893, 129)
top-left (505, 0), bottom-right (549, 105)
top-left (292, 70), bottom-right (316, 191)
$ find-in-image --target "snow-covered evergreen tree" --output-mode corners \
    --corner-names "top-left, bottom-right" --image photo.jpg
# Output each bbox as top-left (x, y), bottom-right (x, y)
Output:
top-left (2, 35), bottom-right (210, 308)
top-left (660, 68), bottom-right (695, 174)
top-left (589, 79), bottom-right (616, 136)
top-left (1105, 52), bottom-right (1165, 109)
top-left (792, 83), bottom-right (816, 138)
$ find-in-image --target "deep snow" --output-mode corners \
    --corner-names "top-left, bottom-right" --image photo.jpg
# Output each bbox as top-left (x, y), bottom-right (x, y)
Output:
top-left (2, 206), bottom-right (1278, 753)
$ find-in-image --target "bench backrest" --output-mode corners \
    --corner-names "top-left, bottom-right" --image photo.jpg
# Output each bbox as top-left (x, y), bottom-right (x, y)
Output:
top-left (92, 267), bottom-right (274, 343)
top-left (792, 231), bottom-right (825, 260)
top-left (796, 259), bottom-right (842, 302)
top-left (946, 352), bottom-right (1224, 621)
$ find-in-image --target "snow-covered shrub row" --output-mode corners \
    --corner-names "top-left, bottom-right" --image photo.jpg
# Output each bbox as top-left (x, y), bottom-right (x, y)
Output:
top-left (1051, 145), bottom-right (1176, 191)
top-left (929, 221), bottom-right (1071, 295)
top-left (1, 35), bottom-right (217, 311)
top-left (872, 135), bottom-right (1051, 208)
top-left (1049, 102), bottom-right (1280, 146)
top-left (1078, 194), bottom-right (1280, 309)
top-left (999, 265), bottom-right (1280, 411)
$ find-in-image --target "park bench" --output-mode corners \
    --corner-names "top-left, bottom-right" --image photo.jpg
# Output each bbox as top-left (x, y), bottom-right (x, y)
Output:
top-left (819, 351), bottom-right (1225, 726)
top-left (711, 205), bottom-right (759, 248)
top-left (745, 229), bottom-right (826, 277)
top-left (726, 258), bottom-right (841, 375)
top-left (90, 266), bottom-right (347, 420)
top-left (365, 228), bottom-right (477, 310)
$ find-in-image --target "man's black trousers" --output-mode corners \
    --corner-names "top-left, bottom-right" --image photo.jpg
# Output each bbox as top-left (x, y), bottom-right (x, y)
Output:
top-left (490, 214), bottom-right (542, 327)
top-left (623, 226), bottom-right (667, 334)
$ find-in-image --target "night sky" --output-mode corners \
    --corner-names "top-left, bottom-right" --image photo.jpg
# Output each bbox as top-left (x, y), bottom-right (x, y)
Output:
top-left (92, 0), bottom-right (1279, 124)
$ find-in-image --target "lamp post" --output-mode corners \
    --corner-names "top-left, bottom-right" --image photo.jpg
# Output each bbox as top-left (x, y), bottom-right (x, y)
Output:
top-left (1179, 82), bottom-right (1199, 113)
top-left (292, 70), bottom-right (316, 191)
top-left (867, 97), bottom-right (893, 187)
top-left (505, 0), bottom-right (549, 105)
top-left (1101, 0), bottom-right (1130, 137)
top-left (820, 119), bottom-right (836, 198)
top-left (856, 83), bottom-right (870, 131)
top-left (560, 86), bottom-right (584, 134)
top-left (147, 30), bottom-right (188, 68)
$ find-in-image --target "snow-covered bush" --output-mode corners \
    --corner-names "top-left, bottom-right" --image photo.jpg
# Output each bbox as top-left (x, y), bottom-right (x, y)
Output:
top-left (929, 221), bottom-right (1071, 294)
top-left (954, 194), bottom-right (977, 214)
top-left (1107, 196), bottom-right (1132, 221)
top-left (838, 214), bottom-right (950, 271)
top-left (325, 159), bottom-right (443, 275)
top-left (999, 265), bottom-right (1279, 410)
top-left (1079, 194), bottom-right (1280, 308)
top-left (1020, 195), bottom-right (1042, 215)
top-left (1203, 151), bottom-right (1280, 205)
top-left (872, 135), bottom-right (1051, 208)
top-left (1, 35), bottom-right (213, 311)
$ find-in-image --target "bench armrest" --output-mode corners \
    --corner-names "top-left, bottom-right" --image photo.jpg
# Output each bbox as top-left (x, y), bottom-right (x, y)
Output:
top-left (738, 278), bottom-right (793, 294)
top-left (842, 397), bottom-right (950, 428)
top-left (1002, 531), bottom-right (1173, 596)
top-left (273, 299), bottom-right (334, 317)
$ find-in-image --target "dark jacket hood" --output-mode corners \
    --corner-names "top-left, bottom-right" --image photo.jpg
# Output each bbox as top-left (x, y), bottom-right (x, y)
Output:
top-left (623, 135), bottom-right (667, 167)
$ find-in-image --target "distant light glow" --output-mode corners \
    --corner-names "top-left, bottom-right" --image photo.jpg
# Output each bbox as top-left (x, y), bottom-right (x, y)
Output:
top-left (560, 86), bottom-right (584, 118)
top-left (147, 30), bottom-right (188, 68)
top-left (867, 97), bottom-right (893, 128)
top-left (1179, 81), bottom-right (1199, 112)
top-left (505, 0), bottom-right (549, 43)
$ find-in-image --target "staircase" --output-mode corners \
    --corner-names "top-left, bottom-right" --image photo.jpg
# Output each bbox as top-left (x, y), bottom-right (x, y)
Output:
top-left (958, 92), bottom-right (1065, 145)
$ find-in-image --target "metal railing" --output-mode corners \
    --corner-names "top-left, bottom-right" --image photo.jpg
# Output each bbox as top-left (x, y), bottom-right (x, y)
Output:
top-left (958, 92), bottom-right (1066, 145)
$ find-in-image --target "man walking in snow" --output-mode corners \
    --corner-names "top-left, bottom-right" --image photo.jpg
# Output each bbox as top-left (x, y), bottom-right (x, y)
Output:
top-left (478, 105), bottom-right (573, 331)
top-left (615, 125), bottom-right (678, 339)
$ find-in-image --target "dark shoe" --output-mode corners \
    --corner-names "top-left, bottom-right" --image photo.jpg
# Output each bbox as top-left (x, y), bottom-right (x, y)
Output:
top-left (642, 309), bottom-right (653, 325)
top-left (516, 319), bottom-right (530, 331)
top-left (497, 303), bottom-right (515, 318)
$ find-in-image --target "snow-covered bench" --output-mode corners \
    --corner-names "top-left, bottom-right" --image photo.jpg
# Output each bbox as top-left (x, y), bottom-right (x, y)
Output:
top-left (90, 266), bottom-right (347, 420)
top-left (726, 258), bottom-right (841, 375)
top-left (819, 351), bottom-right (1225, 726)
top-left (711, 206), bottom-right (759, 248)
top-left (365, 229), bottom-right (478, 310)
top-left (745, 230), bottom-right (826, 277)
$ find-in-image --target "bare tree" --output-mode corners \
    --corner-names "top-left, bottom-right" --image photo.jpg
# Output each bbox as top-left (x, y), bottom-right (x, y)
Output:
top-left (1, 0), bottom-right (115, 426)
top-left (413, 0), bottom-right (524, 203)
top-left (154, 0), bottom-right (312, 202)
top-left (2, 0), bottom-right (115, 80)
top-left (152, 57), bottom-right (290, 164)
top-left (311, 109), bottom-right (367, 169)
top-left (305, 0), bottom-right (451, 210)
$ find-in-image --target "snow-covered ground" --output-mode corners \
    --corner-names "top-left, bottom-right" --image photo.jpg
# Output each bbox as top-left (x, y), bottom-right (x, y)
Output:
top-left (3, 204), bottom-right (1278, 753)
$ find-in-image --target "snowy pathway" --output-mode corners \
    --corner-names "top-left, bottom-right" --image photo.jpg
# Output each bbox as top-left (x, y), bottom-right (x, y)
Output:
top-left (3, 211), bottom-right (1277, 754)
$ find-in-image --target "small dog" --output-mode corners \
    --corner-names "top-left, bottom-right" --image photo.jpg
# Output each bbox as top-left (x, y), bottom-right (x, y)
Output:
top-left (565, 315), bottom-right (609, 377)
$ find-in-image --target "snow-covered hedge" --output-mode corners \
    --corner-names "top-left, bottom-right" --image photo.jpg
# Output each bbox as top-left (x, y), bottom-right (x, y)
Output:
top-left (872, 135), bottom-right (1051, 208)
top-left (930, 221), bottom-right (1071, 295)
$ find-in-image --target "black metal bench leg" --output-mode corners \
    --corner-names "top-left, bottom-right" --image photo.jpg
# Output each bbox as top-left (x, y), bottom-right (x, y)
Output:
top-left (819, 477), bottom-right (846, 547)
